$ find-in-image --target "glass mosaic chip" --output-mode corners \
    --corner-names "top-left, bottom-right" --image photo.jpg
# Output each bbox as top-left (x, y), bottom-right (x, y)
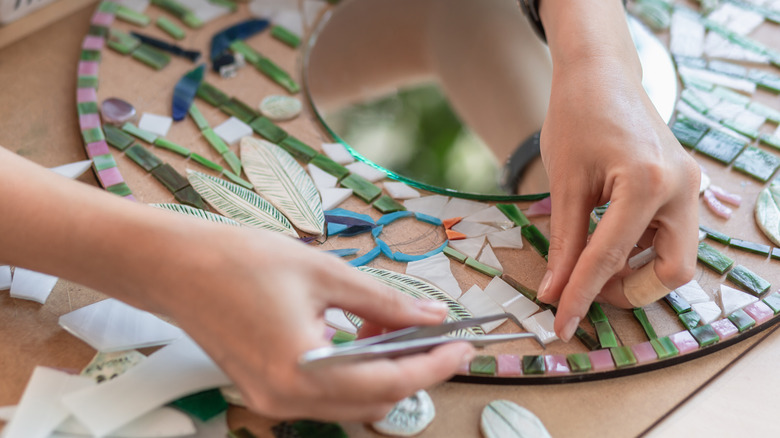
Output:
top-left (249, 117), bottom-right (288, 144)
top-left (711, 318), bottom-right (739, 339)
top-left (699, 225), bottom-right (730, 244)
top-left (477, 244), bottom-right (503, 273)
top-left (496, 203), bottom-right (530, 228)
top-left (407, 252), bottom-right (463, 300)
top-left (631, 342), bottom-right (658, 364)
top-left (174, 186), bottom-right (207, 210)
top-left (743, 301), bottom-right (775, 324)
top-left (733, 146), bottom-right (780, 182)
top-left (671, 118), bottom-right (709, 148)
top-left (157, 16), bottom-right (186, 40)
top-left (727, 308), bottom-right (756, 332)
top-left (675, 280), bottom-right (711, 304)
top-left (331, 331), bottom-right (357, 345)
top-left (762, 292), bottom-right (780, 314)
top-left (152, 164), bottom-right (190, 193)
top-left (457, 287), bottom-right (503, 331)
top-left (320, 188), bottom-right (352, 211)
top-left (106, 182), bottom-right (133, 197)
top-left (383, 181), bottom-right (421, 200)
top-left (679, 310), bottom-right (701, 330)
top-left (588, 349), bottom-right (615, 372)
top-left (729, 239), bottom-right (771, 256)
top-left (188, 103), bottom-right (210, 132)
top-left (197, 82), bottom-right (230, 107)
top-left (78, 75), bottom-right (99, 88)
top-left (727, 264), bottom-right (771, 296)
top-left (78, 101), bottom-right (100, 116)
top-left (521, 355), bottom-right (545, 375)
top-left (103, 124), bottom-right (135, 151)
top-left (610, 346), bottom-right (637, 368)
top-left (465, 257), bottom-right (503, 278)
top-left (666, 291), bottom-right (692, 314)
top-left (651, 337), bottom-right (679, 359)
top-left (544, 355), bottom-right (570, 375)
top-left (339, 174), bottom-right (381, 203)
top-left (669, 330), bottom-right (699, 354)
top-left (594, 320), bottom-right (618, 348)
top-left (373, 195), bottom-right (406, 214)
top-left (520, 225), bottom-right (549, 259)
top-left (691, 301), bottom-right (722, 325)
top-left (153, 138), bottom-right (190, 157)
top-left (190, 153), bottom-right (223, 172)
top-left (470, 355), bottom-right (497, 376)
top-left (697, 242), bottom-right (735, 274)
top-left (633, 308), bottom-right (658, 340)
top-left (93, 153), bottom-right (117, 171)
top-left (587, 303), bottom-right (608, 324)
top-left (720, 283), bottom-right (759, 317)
top-left (82, 127), bottom-right (106, 144)
top-left (521, 310), bottom-right (557, 344)
top-left (125, 144), bottom-right (163, 172)
top-left (116, 5), bottom-right (151, 26)
top-left (575, 327), bottom-right (601, 351)
top-left (171, 64), bottom-right (204, 122)
top-left (214, 117), bottom-right (253, 145)
top-left (199, 129), bottom-right (229, 156)
top-left (271, 25), bottom-right (301, 48)
top-left (567, 353), bottom-right (592, 372)
top-left (496, 354), bottom-right (522, 377)
top-left (108, 28), bottom-right (142, 54)
top-left (443, 246), bottom-right (468, 263)
top-left (10, 268), bottom-right (59, 304)
top-left (690, 325), bottom-right (719, 347)
top-left (276, 136), bottom-right (317, 163)
top-left (694, 129), bottom-right (747, 164)
top-left (132, 44), bottom-right (172, 70)
top-left (122, 122), bottom-right (158, 144)
top-left (748, 69), bottom-right (780, 93)
top-left (251, 57), bottom-right (300, 94)
top-left (220, 98), bottom-right (258, 124)
top-left (404, 195), bottom-right (450, 220)
top-left (171, 389), bottom-right (227, 422)
top-left (139, 113), bottom-right (173, 138)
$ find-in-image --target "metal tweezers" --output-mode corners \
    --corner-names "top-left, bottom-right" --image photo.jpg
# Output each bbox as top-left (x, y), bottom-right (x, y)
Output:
top-left (299, 313), bottom-right (545, 370)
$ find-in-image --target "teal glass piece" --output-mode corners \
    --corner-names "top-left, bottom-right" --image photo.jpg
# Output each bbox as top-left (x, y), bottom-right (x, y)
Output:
top-left (125, 144), bottom-right (163, 172)
top-left (271, 25), bottom-right (301, 48)
top-left (122, 122), bottom-right (158, 144)
top-left (495, 203), bottom-right (530, 227)
top-left (567, 353), bottom-right (592, 373)
top-left (250, 57), bottom-right (300, 93)
top-left (249, 117), bottom-right (288, 143)
top-left (671, 118), bottom-right (709, 148)
top-left (222, 150), bottom-right (242, 175)
top-left (414, 212), bottom-right (442, 226)
top-left (594, 320), bottom-right (618, 349)
top-left (78, 76), bottom-right (99, 88)
top-left (291, 420), bottom-right (348, 438)
top-left (373, 195), bottom-right (406, 214)
top-left (202, 128), bottom-right (230, 154)
top-left (340, 174), bottom-right (382, 203)
top-left (465, 257), bottom-right (503, 277)
top-left (108, 28), bottom-right (141, 55)
top-left (727, 264), bottom-right (771, 296)
top-left (694, 130), bottom-right (747, 164)
top-left (633, 307), bottom-right (658, 340)
top-left (665, 291), bottom-right (692, 314)
top-left (310, 154), bottom-right (349, 180)
top-left (132, 44), bottom-right (172, 70)
top-left (190, 153), bottom-right (223, 172)
top-left (690, 325), bottom-right (719, 347)
top-left (279, 136), bottom-right (318, 162)
top-left (678, 310), bottom-right (701, 330)
top-left (103, 124), bottom-right (135, 151)
top-left (188, 103), bottom-right (210, 131)
top-left (650, 337), bottom-right (679, 359)
top-left (78, 101), bottom-right (99, 115)
top-left (522, 355), bottom-right (545, 375)
top-left (151, 163), bottom-right (189, 193)
top-left (106, 182), bottom-right (133, 197)
top-left (522, 225), bottom-right (550, 259)
top-left (610, 346), bottom-right (637, 368)
top-left (331, 331), bottom-right (357, 344)
top-left (196, 82), bottom-right (230, 108)
top-left (470, 355), bottom-right (497, 376)
top-left (81, 127), bottom-right (105, 144)
top-left (729, 239), bottom-right (771, 256)
top-left (697, 242), bottom-right (735, 274)
top-left (728, 309), bottom-right (757, 332)
top-left (575, 327), bottom-right (601, 351)
top-left (116, 5), bottom-right (151, 26)
top-left (443, 246), bottom-right (468, 263)
top-left (153, 138), bottom-right (191, 157)
top-left (587, 303), bottom-right (608, 324)
top-left (171, 388), bottom-right (228, 422)
top-left (763, 292), bottom-right (780, 314)
top-left (699, 225), bottom-right (730, 244)
top-left (220, 97), bottom-right (259, 124)
top-left (174, 186), bottom-right (206, 210)
top-left (733, 146), bottom-right (780, 182)
top-left (93, 154), bottom-right (117, 171)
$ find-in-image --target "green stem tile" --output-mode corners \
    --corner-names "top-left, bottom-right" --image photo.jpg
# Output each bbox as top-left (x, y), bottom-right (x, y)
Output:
top-left (443, 246), bottom-right (467, 263)
top-left (93, 153), bottom-right (117, 171)
top-left (156, 16), bottom-right (185, 40)
top-left (496, 203), bottom-right (530, 227)
top-left (171, 388), bottom-right (227, 422)
top-left (249, 117), bottom-right (288, 144)
top-left (220, 98), bottom-right (259, 124)
top-left (727, 264), bottom-right (771, 296)
top-left (340, 174), bottom-right (381, 203)
top-left (202, 128), bottom-right (230, 154)
top-left (271, 25), bottom-right (301, 48)
top-left (727, 308), bottom-right (756, 332)
top-left (697, 242), bottom-right (735, 274)
top-left (107, 29), bottom-right (141, 54)
top-left (501, 275), bottom-right (538, 302)
top-left (575, 327), bottom-right (601, 351)
top-left (229, 40), bottom-right (262, 64)
top-left (80, 49), bottom-right (102, 61)
top-left (522, 225), bottom-right (550, 259)
top-left (151, 163), bottom-right (189, 193)
top-left (122, 122), bottom-right (158, 144)
top-left (763, 292), bottom-right (780, 314)
top-left (665, 291), bottom-right (692, 315)
top-left (729, 239), bottom-right (771, 256)
top-left (190, 153), bottom-right (223, 172)
top-left (690, 325), bottom-right (719, 347)
top-left (222, 150), bottom-right (242, 175)
top-left (633, 307), bottom-right (658, 340)
top-left (721, 119), bottom-right (760, 140)
top-left (373, 195), bottom-right (406, 213)
top-left (103, 124), bottom-right (135, 151)
top-left (610, 346), bottom-right (637, 368)
top-left (174, 185), bottom-right (206, 210)
top-left (125, 144), bottom-right (163, 172)
top-left (594, 320), bottom-right (618, 349)
top-left (196, 82), bottom-right (230, 108)
top-left (587, 303), bottom-right (608, 324)
top-left (522, 355), bottom-right (545, 375)
top-left (650, 337), bottom-right (679, 359)
top-left (331, 331), bottom-right (357, 344)
top-left (567, 353), bottom-right (592, 373)
top-left (153, 137), bottom-right (190, 157)
top-left (310, 154), bottom-right (349, 180)
top-left (761, 134), bottom-right (780, 151)
top-left (678, 310), bottom-right (701, 330)
top-left (279, 136), bottom-right (317, 162)
top-left (131, 44), bottom-right (172, 70)
top-left (699, 225), bottom-right (730, 244)
top-left (773, 247), bottom-right (780, 261)
top-left (106, 182), bottom-right (132, 197)
top-left (470, 355), bottom-right (497, 376)
top-left (465, 257), bottom-right (503, 277)
top-left (222, 170), bottom-right (254, 190)
top-left (188, 103), bottom-right (210, 131)
top-left (748, 101), bottom-right (780, 123)
top-left (88, 25), bottom-right (109, 37)
top-left (250, 57), bottom-right (300, 93)
top-left (116, 5), bottom-right (151, 26)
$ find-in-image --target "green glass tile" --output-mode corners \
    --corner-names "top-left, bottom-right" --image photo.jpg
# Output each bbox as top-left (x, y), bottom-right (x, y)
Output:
top-left (250, 57), bottom-right (300, 93)
top-left (331, 330), bottom-right (357, 344)
top-left (679, 89), bottom-right (710, 114)
top-left (153, 137), bottom-right (190, 157)
top-left (171, 388), bottom-right (227, 422)
top-left (310, 154), bottom-right (349, 180)
top-left (496, 203), bottom-right (530, 227)
top-left (665, 291), bottom-right (692, 315)
top-left (92, 153), bottom-right (117, 171)
top-left (106, 182), bottom-right (132, 197)
top-left (594, 320), bottom-right (618, 348)
top-left (279, 136), bottom-right (317, 162)
top-left (610, 346), bottom-right (637, 368)
top-left (116, 5), bottom-right (151, 26)
top-left (202, 128), bottom-right (230, 154)
top-left (567, 353), bottom-right (592, 373)
top-left (156, 16), bottom-right (185, 40)
top-left (587, 303), bottom-right (608, 324)
top-left (727, 264), bottom-right (771, 296)
top-left (228, 427), bottom-right (256, 438)
top-left (721, 119), bottom-right (760, 140)
top-left (196, 82), bottom-right (230, 108)
top-left (340, 174), bottom-right (381, 203)
top-left (699, 225), bottom-right (730, 244)
top-left (522, 225), bottom-right (550, 259)
top-left (188, 103), bottom-right (210, 131)
top-left (697, 242), bottom-right (735, 274)
top-left (222, 170), bottom-right (254, 190)
top-left (77, 101), bottom-right (99, 115)
top-left (760, 134), bottom-right (780, 151)
top-left (132, 44), bottom-right (171, 70)
top-left (98, 1), bottom-right (120, 12)
top-left (501, 275), bottom-right (537, 301)
top-left (633, 307), bottom-right (657, 340)
top-left (271, 25), bottom-right (301, 48)
top-left (222, 150), bottom-right (242, 175)
top-left (173, 186), bottom-right (206, 210)
top-left (464, 257), bottom-right (503, 277)
top-left (729, 239), bottom-right (771, 256)
top-left (748, 69), bottom-right (780, 93)
top-left (574, 327), bottom-right (601, 351)
top-left (373, 195), bottom-right (406, 213)
top-left (773, 247), bottom-right (780, 261)
top-left (728, 308), bottom-right (756, 332)
top-left (733, 146), bottom-right (780, 182)
top-left (678, 310), bottom-right (701, 330)
top-left (151, 0), bottom-right (190, 18)
top-left (443, 246), bottom-right (468, 263)
top-left (151, 163), bottom-right (189, 193)
top-left (291, 420), bottom-right (347, 438)
top-left (690, 325), bottom-right (719, 347)
top-left (650, 337), bottom-right (679, 359)
top-left (80, 49), bottom-right (101, 61)
top-left (748, 101), bottom-right (780, 124)
top-left (522, 355), bottom-right (545, 375)
top-left (88, 25), bottom-right (109, 37)
top-left (208, 0), bottom-right (237, 11)
top-left (709, 60), bottom-right (747, 78)
top-left (694, 130), bottom-right (747, 164)
top-left (77, 75), bottom-right (99, 89)
top-left (764, 292), bottom-right (780, 314)
top-left (122, 122), bottom-right (158, 144)
top-left (190, 153), bottom-right (223, 172)
top-left (82, 127), bottom-right (105, 144)
top-left (671, 118), bottom-right (709, 148)
top-left (711, 86), bottom-right (751, 106)
top-left (220, 98), bottom-right (259, 124)
top-left (249, 117), bottom-right (288, 143)
top-left (107, 29), bottom-right (141, 55)
top-left (469, 355), bottom-right (497, 376)
top-left (229, 40), bottom-right (262, 64)
top-left (103, 124), bottom-right (135, 151)
top-left (125, 144), bottom-right (163, 172)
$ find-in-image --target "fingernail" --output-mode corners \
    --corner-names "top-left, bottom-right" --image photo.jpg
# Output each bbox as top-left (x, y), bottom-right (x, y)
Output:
top-left (460, 349), bottom-right (475, 367)
top-left (561, 317), bottom-right (580, 343)
top-left (537, 270), bottom-right (553, 302)
top-left (417, 299), bottom-right (448, 313)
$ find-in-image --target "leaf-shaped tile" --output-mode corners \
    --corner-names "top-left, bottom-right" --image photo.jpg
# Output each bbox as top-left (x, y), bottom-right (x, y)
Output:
top-left (150, 203), bottom-right (241, 227)
top-left (755, 179), bottom-right (780, 246)
top-left (187, 170), bottom-right (298, 237)
top-left (355, 267), bottom-right (484, 336)
top-left (240, 137), bottom-right (325, 235)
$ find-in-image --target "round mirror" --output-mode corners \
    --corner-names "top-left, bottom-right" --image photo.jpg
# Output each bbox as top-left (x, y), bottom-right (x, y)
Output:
top-left (305, 0), bottom-right (677, 200)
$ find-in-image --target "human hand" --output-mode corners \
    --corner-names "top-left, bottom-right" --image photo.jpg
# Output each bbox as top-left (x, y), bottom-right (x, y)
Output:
top-left (535, 58), bottom-right (700, 342)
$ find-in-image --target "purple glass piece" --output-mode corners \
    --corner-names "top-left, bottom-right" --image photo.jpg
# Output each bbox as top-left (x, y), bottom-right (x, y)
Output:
top-left (82, 35), bottom-right (105, 51)
top-left (91, 11), bottom-right (115, 27)
top-left (86, 141), bottom-right (110, 158)
top-left (744, 301), bottom-right (774, 324)
top-left (78, 61), bottom-right (99, 76)
top-left (496, 354), bottom-right (522, 376)
top-left (77, 87), bottom-right (98, 103)
top-left (711, 319), bottom-right (738, 340)
top-left (630, 341), bottom-right (657, 364)
top-left (669, 330), bottom-right (698, 354)
top-left (79, 114), bottom-right (102, 131)
top-left (588, 349), bottom-right (615, 372)
top-left (123, 194), bottom-right (137, 202)
top-left (544, 355), bottom-right (571, 375)
top-left (98, 167), bottom-right (123, 187)
top-left (101, 98), bottom-right (136, 125)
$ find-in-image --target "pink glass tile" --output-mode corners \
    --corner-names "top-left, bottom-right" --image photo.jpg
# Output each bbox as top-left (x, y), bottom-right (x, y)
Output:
top-left (123, 194), bottom-right (137, 202)
top-left (79, 114), bottom-right (101, 130)
top-left (544, 355), bottom-right (571, 375)
top-left (76, 87), bottom-right (98, 103)
top-left (91, 11), bottom-right (115, 27)
top-left (669, 330), bottom-right (699, 354)
top-left (86, 141), bottom-right (110, 158)
top-left (323, 326), bottom-right (337, 340)
top-left (98, 167), bottom-right (123, 187)
top-left (631, 341), bottom-right (658, 364)
top-left (711, 319), bottom-right (738, 340)
top-left (588, 349), bottom-right (615, 372)
top-left (744, 301), bottom-right (774, 324)
top-left (82, 35), bottom-right (105, 51)
top-left (496, 354), bottom-right (522, 377)
top-left (78, 61), bottom-right (99, 76)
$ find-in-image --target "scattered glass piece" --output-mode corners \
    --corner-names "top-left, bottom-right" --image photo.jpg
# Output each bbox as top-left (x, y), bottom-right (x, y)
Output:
top-left (340, 174), bottom-right (382, 203)
top-left (457, 286), bottom-right (505, 332)
top-left (152, 163), bottom-right (190, 193)
top-left (442, 217), bottom-right (462, 229)
top-left (756, 180), bottom-right (780, 246)
top-left (154, 137), bottom-right (190, 157)
top-left (522, 310), bottom-right (558, 345)
top-left (345, 161), bottom-right (386, 183)
top-left (372, 390), bottom-right (435, 437)
top-left (210, 19), bottom-right (269, 62)
top-left (711, 318), bottom-right (739, 339)
top-left (440, 198), bottom-right (489, 220)
top-left (131, 43), bottom-right (173, 70)
top-left (707, 3), bottom-right (764, 35)
top-left (522, 225), bottom-right (550, 259)
top-left (259, 95), bottom-right (302, 121)
top-left (271, 24), bottom-right (300, 48)
top-left (587, 302), bottom-right (608, 324)
top-left (525, 197), bottom-right (552, 217)
top-left (443, 246), bottom-right (468, 263)
top-left (0, 265), bottom-right (11, 290)
top-left (708, 185), bottom-right (742, 206)
top-left (669, 330), bottom-right (699, 354)
top-left (699, 224), bottom-right (730, 244)
top-left (743, 301), bottom-right (774, 324)
top-left (220, 97), bottom-right (259, 124)
top-left (403, 195), bottom-right (449, 219)
top-left (213, 118), bottom-right (253, 146)
top-left (729, 239), bottom-right (771, 256)
top-left (171, 388), bottom-right (227, 422)
top-left (116, 4), bottom-right (151, 26)
top-left (692, 301), bottom-right (722, 325)
top-left (321, 142), bottom-right (354, 164)
top-left (373, 195), bottom-right (406, 214)
top-left (503, 294), bottom-right (541, 325)
top-left (172, 64), bottom-right (204, 121)
top-left (495, 203), bottom-right (530, 228)
top-left (486, 227), bottom-right (524, 250)
top-left (567, 353), bottom-right (592, 373)
top-left (100, 97), bottom-right (136, 125)
top-left (9, 268), bottom-right (58, 304)
top-left (671, 118), bottom-right (709, 148)
top-left (319, 188), bottom-right (352, 211)
top-left (347, 246), bottom-right (381, 267)
top-left (679, 64), bottom-right (757, 94)
top-left (407, 253), bottom-right (463, 300)
top-left (675, 280), bottom-right (710, 304)
top-left (695, 130), bottom-right (748, 165)
top-left (308, 164), bottom-right (338, 190)
top-left (197, 81), bottom-right (230, 107)
top-left (631, 341), bottom-right (658, 364)
top-left (462, 205), bottom-right (514, 229)
top-left (496, 354), bottom-right (522, 377)
top-left (324, 308), bottom-right (356, 334)
top-left (157, 15), bottom-right (185, 39)
top-left (670, 9), bottom-right (704, 57)
top-left (50, 160), bottom-right (93, 179)
top-left (727, 264), bottom-right (771, 296)
top-left (383, 181), bottom-right (420, 200)
top-left (697, 242), bottom-right (735, 274)
top-left (465, 257), bottom-right (503, 277)
top-left (125, 144), bottom-right (163, 172)
top-left (122, 122), bottom-right (158, 144)
top-left (594, 320), bottom-right (618, 349)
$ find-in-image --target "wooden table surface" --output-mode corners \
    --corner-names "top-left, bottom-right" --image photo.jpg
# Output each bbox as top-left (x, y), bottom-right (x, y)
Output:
top-left (1, 2), bottom-right (779, 437)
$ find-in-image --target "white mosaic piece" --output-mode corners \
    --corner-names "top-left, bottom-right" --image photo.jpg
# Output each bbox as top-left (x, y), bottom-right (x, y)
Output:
top-left (451, 221), bottom-right (500, 238)
top-left (447, 236), bottom-right (485, 260)
top-left (324, 308), bottom-right (357, 334)
top-left (345, 161), bottom-right (386, 182)
top-left (9, 268), bottom-right (58, 304)
top-left (463, 205), bottom-right (514, 229)
top-left (321, 142), bottom-right (354, 164)
top-left (502, 294), bottom-right (540, 324)
top-left (188, 0), bottom-right (231, 22)
top-left (49, 160), bottom-right (93, 179)
top-left (704, 32), bottom-right (770, 63)
top-left (477, 244), bottom-right (503, 273)
top-left (486, 227), bottom-right (524, 249)
top-left (483, 276), bottom-right (520, 307)
top-left (403, 195), bottom-right (449, 219)
top-left (138, 113), bottom-right (173, 137)
top-left (457, 285), bottom-right (505, 332)
top-left (405, 252), bottom-right (462, 299)
top-left (0, 265), bottom-right (11, 290)
top-left (670, 9), bottom-right (705, 58)
top-left (719, 284), bottom-right (758, 316)
top-left (320, 188), bottom-right (352, 211)
top-left (440, 198), bottom-right (489, 220)
top-left (707, 3), bottom-right (765, 35)
top-left (213, 116), bottom-right (252, 145)
top-left (678, 65), bottom-right (757, 94)
top-left (675, 280), bottom-right (711, 304)
top-left (521, 310), bottom-right (558, 345)
top-left (307, 164), bottom-right (338, 190)
top-left (692, 301), bottom-right (723, 325)
top-left (383, 181), bottom-right (420, 200)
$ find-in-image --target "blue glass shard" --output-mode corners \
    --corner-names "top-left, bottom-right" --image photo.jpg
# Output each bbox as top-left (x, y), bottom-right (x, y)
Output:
top-left (414, 212), bottom-right (443, 226)
top-left (172, 64), bottom-right (205, 121)
top-left (377, 211), bottom-right (414, 226)
top-left (210, 19), bottom-right (270, 62)
top-left (327, 223), bottom-right (348, 236)
top-left (391, 241), bottom-right (448, 263)
top-left (348, 246), bottom-right (381, 267)
top-left (325, 248), bottom-right (360, 257)
top-left (130, 31), bottom-right (201, 62)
